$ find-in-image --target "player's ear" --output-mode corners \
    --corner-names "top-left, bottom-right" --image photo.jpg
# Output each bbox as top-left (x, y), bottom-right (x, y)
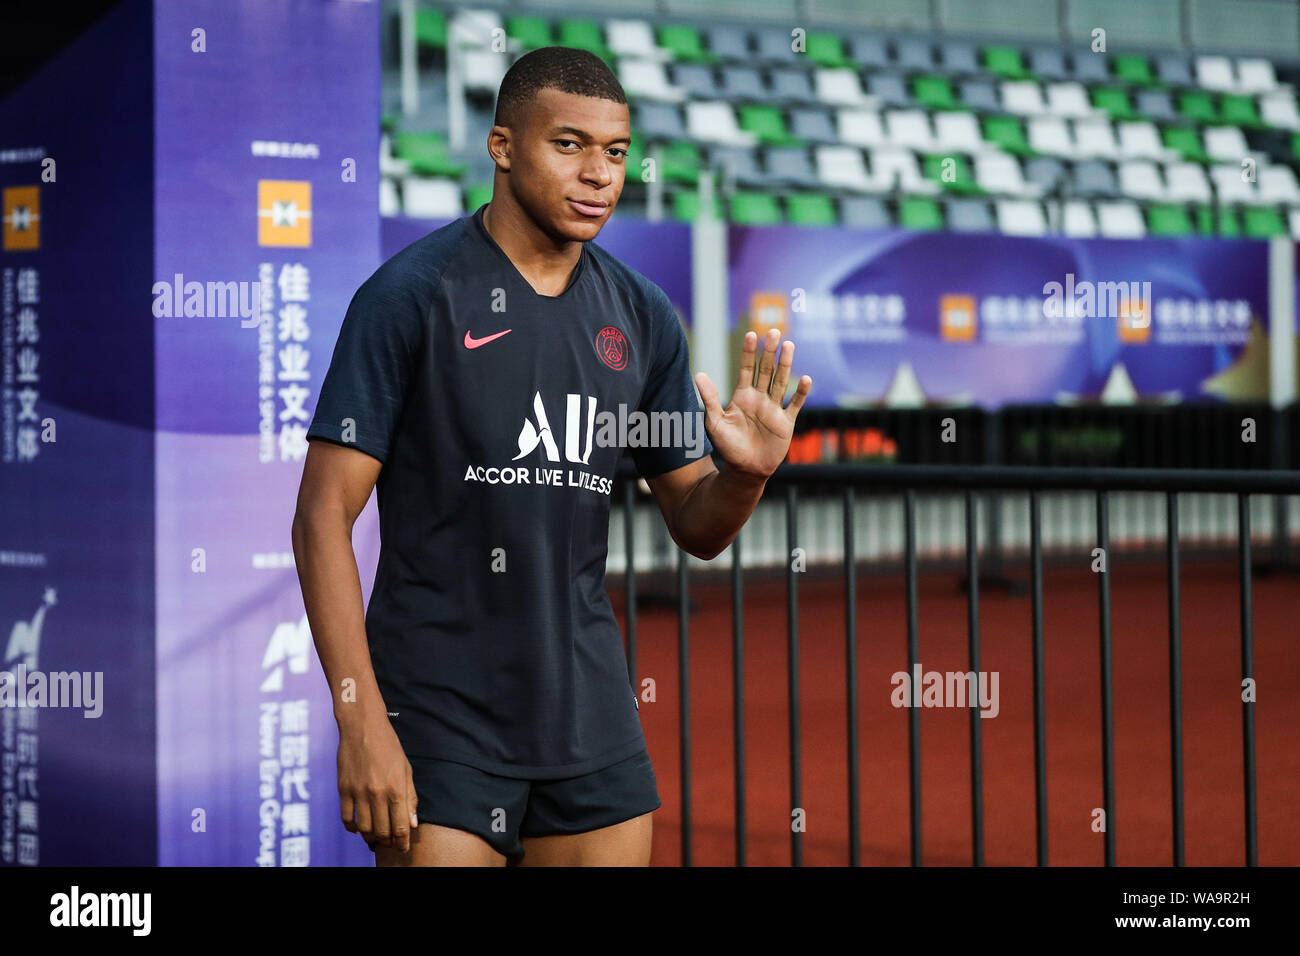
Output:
top-left (487, 126), bottom-right (512, 171)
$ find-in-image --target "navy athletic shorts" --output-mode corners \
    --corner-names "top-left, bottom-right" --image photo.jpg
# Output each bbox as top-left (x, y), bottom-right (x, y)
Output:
top-left (366, 748), bottom-right (660, 864)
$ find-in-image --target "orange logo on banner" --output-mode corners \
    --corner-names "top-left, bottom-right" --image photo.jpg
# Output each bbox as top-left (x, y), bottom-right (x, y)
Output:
top-left (1117, 293), bottom-right (1151, 343)
top-left (258, 180), bottom-right (311, 247)
top-left (749, 292), bottom-right (787, 336)
top-left (940, 294), bottom-right (976, 341)
top-left (3, 187), bottom-right (40, 251)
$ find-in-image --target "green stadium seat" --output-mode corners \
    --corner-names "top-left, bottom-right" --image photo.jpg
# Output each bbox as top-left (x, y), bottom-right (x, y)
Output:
top-left (1147, 203), bottom-right (1193, 236)
top-left (730, 192), bottom-right (782, 225)
top-left (1221, 95), bottom-right (1263, 128)
top-left (464, 184), bottom-right (493, 212)
top-left (900, 196), bottom-right (942, 230)
top-left (983, 45), bottom-right (1027, 79)
top-left (1092, 87), bottom-right (1136, 120)
top-left (982, 115), bottom-right (1033, 155)
top-left (671, 190), bottom-right (724, 221)
top-left (913, 75), bottom-right (958, 110)
top-left (506, 16), bottom-right (552, 51)
top-left (660, 141), bottom-right (702, 184)
top-left (786, 193), bottom-right (837, 226)
top-left (806, 33), bottom-right (849, 68)
top-left (1179, 91), bottom-right (1218, 123)
top-left (1114, 55), bottom-right (1154, 86)
top-left (739, 105), bottom-right (801, 145)
top-left (658, 24), bottom-right (715, 62)
top-left (415, 9), bottom-right (446, 49)
top-left (558, 19), bottom-right (610, 61)
top-left (1292, 133), bottom-right (1300, 161)
top-left (1243, 205), bottom-right (1285, 237)
top-left (1162, 125), bottom-right (1210, 162)
top-left (1216, 206), bottom-right (1241, 238)
top-left (1195, 204), bottom-right (1215, 234)
top-left (923, 153), bottom-right (979, 193)
top-left (392, 132), bottom-right (467, 178)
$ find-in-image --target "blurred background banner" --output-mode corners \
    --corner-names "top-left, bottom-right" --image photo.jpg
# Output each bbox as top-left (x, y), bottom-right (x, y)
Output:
top-left (729, 227), bottom-right (1271, 408)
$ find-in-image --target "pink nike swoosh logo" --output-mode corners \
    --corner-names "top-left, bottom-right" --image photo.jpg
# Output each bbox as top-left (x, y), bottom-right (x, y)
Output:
top-left (464, 328), bottom-right (513, 349)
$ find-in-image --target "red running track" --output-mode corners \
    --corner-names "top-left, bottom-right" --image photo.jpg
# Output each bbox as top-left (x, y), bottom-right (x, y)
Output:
top-left (612, 555), bottom-right (1300, 866)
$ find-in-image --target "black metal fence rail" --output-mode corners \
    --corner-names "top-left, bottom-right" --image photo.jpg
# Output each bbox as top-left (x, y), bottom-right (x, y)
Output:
top-left (618, 462), bottom-right (1300, 866)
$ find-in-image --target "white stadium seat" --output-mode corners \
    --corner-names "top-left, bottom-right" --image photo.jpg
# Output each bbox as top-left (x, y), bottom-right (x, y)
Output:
top-left (1096, 201), bottom-right (1146, 238)
top-left (815, 68), bottom-right (872, 106)
top-left (685, 101), bottom-right (757, 146)
top-left (402, 178), bottom-right (462, 219)
top-left (996, 199), bottom-right (1047, 236)
top-left (836, 109), bottom-right (885, 146)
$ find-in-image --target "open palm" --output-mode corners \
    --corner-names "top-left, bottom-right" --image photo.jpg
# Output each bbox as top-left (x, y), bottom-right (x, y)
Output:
top-left (694, 328), bottom-right (812, 479)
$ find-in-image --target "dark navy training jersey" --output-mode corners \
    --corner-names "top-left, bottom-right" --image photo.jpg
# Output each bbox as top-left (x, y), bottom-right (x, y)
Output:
top-left (306, 205), bottom-right (712, 778)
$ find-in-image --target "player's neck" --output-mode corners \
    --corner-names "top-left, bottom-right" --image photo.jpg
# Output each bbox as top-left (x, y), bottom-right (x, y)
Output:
top-left (482, 198), bottom-right (583, 297)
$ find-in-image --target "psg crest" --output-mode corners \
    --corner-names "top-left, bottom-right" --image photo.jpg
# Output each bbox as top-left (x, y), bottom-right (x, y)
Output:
top-left (595, 325), bottom-right (628, 371)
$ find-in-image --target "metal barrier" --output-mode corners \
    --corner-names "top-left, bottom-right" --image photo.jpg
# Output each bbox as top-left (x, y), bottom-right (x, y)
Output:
top-left (618, 462), bottom-right (1300, 867)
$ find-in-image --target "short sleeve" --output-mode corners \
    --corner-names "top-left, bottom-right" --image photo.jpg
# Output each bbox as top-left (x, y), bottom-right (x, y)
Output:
top-left (306, 269), bottom-right (427, 466)
top-left (629, 289), bottom-right (714, 478)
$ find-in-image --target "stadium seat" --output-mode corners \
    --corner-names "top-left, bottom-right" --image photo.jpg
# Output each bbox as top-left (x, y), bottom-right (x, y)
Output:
top-left (837, 109), bottom-right (886, 146)
top-left (866, 72), bottom-right (910, 108)
top-left (637, 102), bottom-right (687, 140)
top-left (1195, 56), bottom-right (1236, 92)
top-left (1258, 164), bottom-right (1300, 204)
top-left (506, 17), bottom-right (551, 51)
top-left (1070, 49), bottom-right (1109, 83)
top-left (912, 75), bottom-right (958, 111)
top-left (1209, 164), bottom-right (1257, 203)
top-left (1028, 47), bottom-right (1069, 82)
top-left (886, 110), bottom-right (938, 152)
top-left (720, 66), bottom-right (765, 100)
top-left (984, 45), bottom-right (1028, 79)
top-left (671, 189), bottom-right (723, 221)
top-left (1092, 87), bottom-right (1136, 120)
top-left (807, 33), bottom-right (850, 69)
top-left (740, 104), bottom-right (801, 145)
top-left (687, 101), bottom-right (758, 145)
top-left (392, 132), bottom-right (466, 178)
top-left (925, 153), bottom-right (978, 192)
top-left (933, 112), bottom-right (983, 153)
top-left (756, 28), bottom-right (801, 64)
top-left (872, 147), bottom-right (938, 193)
top-left (1118, 160), bottom-right (1166, 201)
top-left (402, 178), bottom-right (462, 218)
top-left (706, 25), bottom-right (749, 61)
top-left (1073, 160), bottom-right (1120, 198)
top-left (464, 184), bottom-right (493, 212)
top-left (671, 63), bottom-right (718, 98)
top-left (415, 8), bottom-right (446, 50)
top-left (982, 115), bottom-right (1032, 155)
top-left (900, 196), bottom-right (943, 230)
top-left (1204, 126), bottom-right (1249, 163)
top-left (996, 199), bottom-right (1047, 236)
top-left (1046, 82), bottom-right (1093, 118)
top-left (771, 68), bottom-right (820, 104)
top-left (815, 145), bottom-right (879, 191)
top-left (946, 197), bottom-right (994, 232)
top-left (462, 50), bottom-right (506, 94)
top-left (1117, 121), bottom-right (1171, 160)
top-left (766, 147), bottom-right (820, 187)
top-left (1002, 80), bottom-right (1047, 115)
top-left (658, 24), bottom-right (715, 63)
top-left (896, 37), bottom-right (935, 71)
top-left (1260, 91), bottom-right (1300, 130)
top-left (622, 61), bottom-right (685, 101)
top-left (1147, 204), bottom-right (1193, 236)
top-left (786, 193), bottom-right (837, 226)
top-left (938, 41), bottom-right (979, 75)
top-left (1028, 116), bottom-right (1073, 156)
top-left (658, 140), bottom-right (703, 183)
top-left (1162, 125), bottom-right (1210, 162)
top-left (1024, 156), bottom-right (1067, 193)
top-left (1221, 95), bottom-right (1263, 129)
top-left (1061, 199), bottom-right (1098, 236)
top-left (818, 69), bottom-right (873, 107)
top-left (729, 191), bottom-right (782, 224)
top-left (1236, 58), bottom-right (1278, 94)
top-left (960, 79), bottom-right (1001, 112)
top-left (1135, 90), bottom-right (1178, 122)
top-left (1155, 54), bottom-right (1193, 86)
top-left (1242, 205), bottom-right (1285, 237)
top-left (840, 196), bottom-right (890, 228)
top-left (1096, 200), bottom-right (1146, 237)
top-left (791, 108), bottom-right (838, 143)
top-left (975, 151), bottom-right (1041, 197)
top-left (1165, 162), bottom-right (1212, 203)
top-left (607, 19), bottom-right (665, 60)
top-left (558, 19), bottom-right (610, 61)
top-left (1114, 55), bottom-right (1154, 86)
top-left (1179, 91), bottom-right (1218, 123)
top-left (1074, 116), bottom-right (1120, 159)
top-left (848, 34), bottom-right (890, 70)
top-left (710, 145), bottom-right (765, 185)
top-left (1216, 206), bottom-right (1242, 237)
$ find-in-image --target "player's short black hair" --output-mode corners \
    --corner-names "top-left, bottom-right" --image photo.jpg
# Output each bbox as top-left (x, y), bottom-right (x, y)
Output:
top-left (493, 46), bottom-right (627, 130)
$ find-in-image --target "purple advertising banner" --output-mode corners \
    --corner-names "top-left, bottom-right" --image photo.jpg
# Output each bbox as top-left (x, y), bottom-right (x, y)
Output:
top-left (0, 0), bottom-right (156, 867)
top-left (154, 0), bottom-right (380, 866)
top-left (729, 226), bottom-right (1271, 409)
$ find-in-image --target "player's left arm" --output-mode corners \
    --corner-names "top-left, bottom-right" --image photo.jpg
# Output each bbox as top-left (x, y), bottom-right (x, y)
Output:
top-left (645, 328), bottom-right (811, 560)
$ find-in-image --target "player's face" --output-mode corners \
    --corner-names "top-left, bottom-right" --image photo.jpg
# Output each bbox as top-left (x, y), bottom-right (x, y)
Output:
top-left (510, 87), bottom-right (629, 242)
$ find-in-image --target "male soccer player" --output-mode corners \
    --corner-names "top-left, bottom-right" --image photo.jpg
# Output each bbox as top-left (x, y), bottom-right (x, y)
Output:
top-left (292, 46), bottom-right (811, 866)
